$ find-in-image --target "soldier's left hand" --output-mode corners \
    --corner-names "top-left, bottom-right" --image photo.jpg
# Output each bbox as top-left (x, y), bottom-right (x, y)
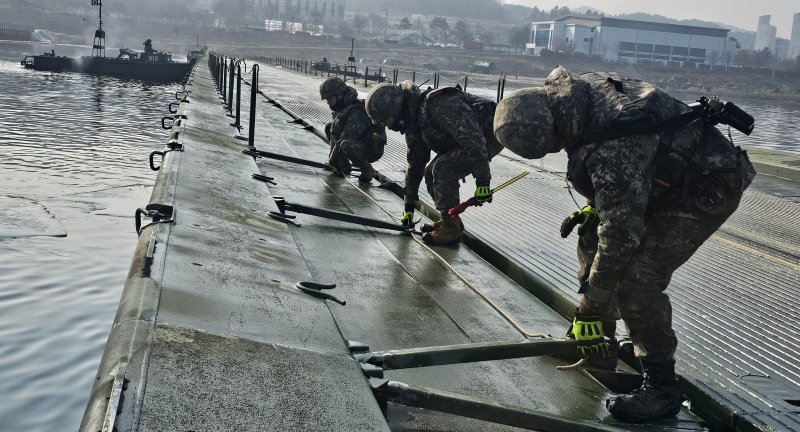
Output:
top-left (560, 205), bottom-right (598, 238)
top-left (474, 184), bottom-right (492, 206)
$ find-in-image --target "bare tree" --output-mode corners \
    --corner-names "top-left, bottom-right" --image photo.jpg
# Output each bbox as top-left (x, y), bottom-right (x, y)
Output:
top-left (453, 19), bottom-right (471, 44)
top-left (429, 17), bottom-right (449, 45)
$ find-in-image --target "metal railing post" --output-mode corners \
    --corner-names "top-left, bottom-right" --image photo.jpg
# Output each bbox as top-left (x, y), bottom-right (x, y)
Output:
top-left (464, 76), bottom-right (469, 92)
top-left (247, 64), bottom-right (259, 149)
top-left (228, 58), bottom-right (235, 111)
top-left (365, 66), bottom-right (369, 87)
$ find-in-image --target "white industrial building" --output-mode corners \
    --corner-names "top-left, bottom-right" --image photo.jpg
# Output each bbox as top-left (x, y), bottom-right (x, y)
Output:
top-left (754, 15), bottom-right (777, 53)
top-left (790, 12), bottom-right (800, 60)
top-left (526, 16), bottom-right (732, 67)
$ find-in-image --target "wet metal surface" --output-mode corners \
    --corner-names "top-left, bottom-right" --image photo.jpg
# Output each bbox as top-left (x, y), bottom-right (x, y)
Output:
top-left (251, 63), bottom-right (800, 431)
top-left (248, 79), bottom-right (705, 431)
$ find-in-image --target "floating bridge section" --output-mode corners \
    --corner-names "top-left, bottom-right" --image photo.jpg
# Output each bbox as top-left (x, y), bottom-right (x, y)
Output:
top-left (79, 55), bottom-right (800, 432)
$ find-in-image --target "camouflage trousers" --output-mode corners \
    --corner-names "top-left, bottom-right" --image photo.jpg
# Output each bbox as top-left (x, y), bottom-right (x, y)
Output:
top-left (339, 138), bottom-right (384, 166)
top-left (424, 139), bottom-right (502, 212)
top-left (578, 165), bottom-right (750, 362)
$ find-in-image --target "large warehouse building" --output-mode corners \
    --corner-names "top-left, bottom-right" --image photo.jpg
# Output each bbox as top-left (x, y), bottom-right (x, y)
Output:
top-left (526, 16), bottom-right (732, 67)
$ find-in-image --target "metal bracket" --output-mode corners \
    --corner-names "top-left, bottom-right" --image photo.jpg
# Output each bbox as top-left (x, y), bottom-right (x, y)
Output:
top-left (251, 173), bottom-right (276, 185)
top-left (100, 362), bottom-right (128, 432)
top-left (295, 281), bottom-right (345, 305)
top-left (143, 232), bottom-right (157, 277)
top-left (268, 212), bottom-right (301, 227)
top-left (161, 114), bottom-right (188, 130)
top-left (135, 204), bottom-right (175, 236)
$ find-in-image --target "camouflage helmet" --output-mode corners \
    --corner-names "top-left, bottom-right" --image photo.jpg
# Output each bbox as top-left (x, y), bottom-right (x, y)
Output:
top-left (493, 87), bottom-right (556, 159)
top-left (365, 83), bottom-right (405, 125)
top-left (319, 77), bottom-right (348, 100)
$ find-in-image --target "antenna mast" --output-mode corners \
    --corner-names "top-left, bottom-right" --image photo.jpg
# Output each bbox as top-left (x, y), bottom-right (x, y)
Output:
top-left (91, 0), bottom-right (105, 57)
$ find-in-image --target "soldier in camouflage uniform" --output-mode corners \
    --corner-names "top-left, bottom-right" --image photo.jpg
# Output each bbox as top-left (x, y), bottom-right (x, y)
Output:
top-left (364, 81), bottom-right (503, 245)
top-left (320, 77), bottom-right (387, 182)
top-left (494, 66), bottom-right (756, 422)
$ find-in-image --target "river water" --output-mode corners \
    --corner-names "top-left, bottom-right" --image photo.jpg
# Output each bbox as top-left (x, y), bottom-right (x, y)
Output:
top-left (0, 43), bottom-right (179, 432)
top-left (0, 43), bottom-right (798, 432)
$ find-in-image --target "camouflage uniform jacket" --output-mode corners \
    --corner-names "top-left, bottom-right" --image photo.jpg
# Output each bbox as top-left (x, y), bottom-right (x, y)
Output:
top-left (330, 86), bottom-right (386, 147)
top-left (544, 66), bottom-right (754, 305)
top-left (401, 83), bottom-right (493, 203)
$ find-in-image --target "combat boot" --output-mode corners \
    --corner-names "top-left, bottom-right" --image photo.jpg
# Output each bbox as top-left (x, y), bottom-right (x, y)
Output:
top-left (358, 162), bottom-right (375, 182)
top-left (606, 359), bottom-right (682, 422)
top-left (422, 214), bottom-right (463, 245)
top-left (421, 218), bottom-right (464, 233)
top-left (328, 145), bottom-right (351, 175)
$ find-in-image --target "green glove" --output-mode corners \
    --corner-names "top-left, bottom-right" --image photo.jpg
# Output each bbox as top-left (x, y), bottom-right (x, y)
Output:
top-left (572, 309), bottom-right (610, 358)
top-left (401, 202), bottom-right (416, 227)
top-left (560, 205), bottom-right (599, 238)
top-left (475, 184), bottom-right (492, 206)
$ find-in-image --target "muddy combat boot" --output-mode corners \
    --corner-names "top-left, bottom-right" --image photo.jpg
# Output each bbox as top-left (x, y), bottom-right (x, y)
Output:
top-left (358, 162), bottom-right (375, 182)
top-left (606, 359), bottom-right (682, 422)
top-left (421, 218), bottom-right (465, 233)
top-left (422, 214), bottom-right (463, 245)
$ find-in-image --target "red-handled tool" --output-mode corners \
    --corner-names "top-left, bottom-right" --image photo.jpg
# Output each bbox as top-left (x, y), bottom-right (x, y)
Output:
top-left (448, 171), bottom-right (529, 218)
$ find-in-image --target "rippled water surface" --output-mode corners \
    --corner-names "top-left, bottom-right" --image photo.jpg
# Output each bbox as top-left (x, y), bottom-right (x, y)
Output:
top-left (0, 43), bottom-right (179, 432)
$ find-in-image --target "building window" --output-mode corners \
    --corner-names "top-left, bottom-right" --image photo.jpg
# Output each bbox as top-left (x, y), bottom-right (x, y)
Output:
top-left (672, 46), bottom-right (689, 56)
top-left (689, 48), bottom-right (706, 58)
top-left (619, 41), bottom-right (636, 51)
top-left (636, 43), bottom-right (654, 53)
top-left (534, 30), bottom-right (550, 46)
top-left (654, 45), bottom-right (671, 54)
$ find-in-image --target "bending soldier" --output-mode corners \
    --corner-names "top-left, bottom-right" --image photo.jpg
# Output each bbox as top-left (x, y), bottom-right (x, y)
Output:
top-left (320, 77), bottom-right (387, 182)
top-left (494, 66), bottom-right (756, 422)
top-left (365, 81), bottom-right (503, 245)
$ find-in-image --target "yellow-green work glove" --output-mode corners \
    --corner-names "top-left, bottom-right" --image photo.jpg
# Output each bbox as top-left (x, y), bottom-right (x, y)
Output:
top-left (572, 309), bottom-right (610, 358)
top-left (560, 205), bottom-right (599, 238)
top-left (401, 202), bottom-right (416, 227)
top-left (474, 184), bottom-right (492, 206)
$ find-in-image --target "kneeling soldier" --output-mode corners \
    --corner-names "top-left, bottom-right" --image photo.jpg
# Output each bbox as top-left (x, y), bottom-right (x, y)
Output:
top-left (320, 77), bottom-right (387, 182)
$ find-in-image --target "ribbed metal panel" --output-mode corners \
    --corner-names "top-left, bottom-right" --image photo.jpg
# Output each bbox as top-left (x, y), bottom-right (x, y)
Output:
top-left (256, 64), bottom-right (800, 430)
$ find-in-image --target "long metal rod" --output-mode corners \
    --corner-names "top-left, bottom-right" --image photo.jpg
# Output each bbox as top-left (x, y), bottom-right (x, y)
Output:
top-left (242, 149), bottom-right (329, 169)
top-left (384, 381), bottom-right (628, 432)
top-left (361, 339), bottom-right (577, 370)
top-left (275, 198), bottom-right (410, 233)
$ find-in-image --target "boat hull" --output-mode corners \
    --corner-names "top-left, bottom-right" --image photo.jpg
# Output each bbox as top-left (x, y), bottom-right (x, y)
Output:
top-left (22, 55), bottom-right (191, 82)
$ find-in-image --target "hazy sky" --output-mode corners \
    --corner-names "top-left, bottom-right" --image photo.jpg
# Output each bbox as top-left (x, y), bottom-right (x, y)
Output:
top-left (505, 0), bottom-right (800, 38)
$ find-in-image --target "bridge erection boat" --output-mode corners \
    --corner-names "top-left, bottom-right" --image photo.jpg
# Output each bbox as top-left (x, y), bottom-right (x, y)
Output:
top-left (20, 1), bottom-right (191, 83)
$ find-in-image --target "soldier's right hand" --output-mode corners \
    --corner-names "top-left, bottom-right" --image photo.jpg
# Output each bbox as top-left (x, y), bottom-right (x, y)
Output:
top-left (401, 203), bottom-right (416, 227)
